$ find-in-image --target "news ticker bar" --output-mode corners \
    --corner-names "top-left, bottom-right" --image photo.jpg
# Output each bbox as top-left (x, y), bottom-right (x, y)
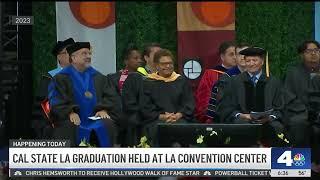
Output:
top-left (10, 169), bottom-right (272, 177)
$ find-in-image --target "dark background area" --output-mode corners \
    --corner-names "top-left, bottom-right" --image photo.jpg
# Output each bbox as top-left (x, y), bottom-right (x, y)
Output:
top-left (1, 2), bottom-right (32, 143)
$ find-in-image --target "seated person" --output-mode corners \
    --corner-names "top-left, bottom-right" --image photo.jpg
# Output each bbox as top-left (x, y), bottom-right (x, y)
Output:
top-left (141, 49), bottom-right (195, 146)
top-left (194, 41), bottom-right (236, 123)
top-left (141, 42), bottom-right (162, 74)
top-left (49, 42), bottom-right (117, 147)
top-left (207, 43), bottom-right (249, 122)
top-left (32, 38), bottom-right (75, 138)
top-left (217, 47), bottom-right (287, 147)
top-left (284, 40), bottom-right (320, 171)
top-left (284, 40), bottom-right (320, 105)
top-left (107, 43), bottom-right (143, 95)
top-left (135, 42), bottom-right (162, 76)
top-left (105, 44), bottom-right (144, 146)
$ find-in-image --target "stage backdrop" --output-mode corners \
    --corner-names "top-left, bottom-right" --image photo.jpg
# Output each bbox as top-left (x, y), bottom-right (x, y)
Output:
top-left (32, 2), bottom-right (314, 95)
top-left (55, 2), bottom-right (116, 75)
top-left (177, 2), bottom-right (235, 91)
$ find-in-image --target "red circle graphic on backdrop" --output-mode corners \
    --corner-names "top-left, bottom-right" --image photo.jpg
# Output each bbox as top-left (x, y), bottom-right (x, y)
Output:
top-left (191, 2), bottom-right (234, 27)
top-left (69, 2), bottom-right (115, 29)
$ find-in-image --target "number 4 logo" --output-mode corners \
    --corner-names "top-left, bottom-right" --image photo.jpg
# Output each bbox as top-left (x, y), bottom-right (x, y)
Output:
top-left (277, 151), bottom-right (293, 166)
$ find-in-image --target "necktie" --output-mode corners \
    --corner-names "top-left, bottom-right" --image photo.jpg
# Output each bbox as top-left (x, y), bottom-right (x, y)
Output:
top-left (251, 75), bottom-right (257, 86)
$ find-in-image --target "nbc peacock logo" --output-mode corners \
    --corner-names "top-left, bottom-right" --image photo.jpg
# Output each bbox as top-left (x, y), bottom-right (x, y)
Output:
top-left (293, 153), bottom-right (305, 166)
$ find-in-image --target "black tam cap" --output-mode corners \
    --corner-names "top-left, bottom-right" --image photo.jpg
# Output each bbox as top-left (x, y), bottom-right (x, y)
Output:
top-left (52, 38), bottom-right (75, 56)
top-left (239, 47), bottom-right (266, 57)
top-left (66, 42), bottom-right (91, 55)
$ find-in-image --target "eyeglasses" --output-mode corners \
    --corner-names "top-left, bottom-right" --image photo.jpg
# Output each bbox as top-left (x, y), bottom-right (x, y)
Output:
top-left (304, 48), bottom-right (320, 54)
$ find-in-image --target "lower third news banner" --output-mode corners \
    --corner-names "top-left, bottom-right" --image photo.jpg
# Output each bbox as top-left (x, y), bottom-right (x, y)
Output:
top-left (8, 140), bottom-right (311, 178)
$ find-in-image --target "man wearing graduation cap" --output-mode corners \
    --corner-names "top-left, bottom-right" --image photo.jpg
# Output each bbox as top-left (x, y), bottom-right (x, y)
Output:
top-left (217, 47), bottom-right (287, 146)
top-left (50, 38), bottom-right (76, 76)
top-left (32, 38), bottom-right (75, 138)
top-left (48, 42), bottom-right (117, 147)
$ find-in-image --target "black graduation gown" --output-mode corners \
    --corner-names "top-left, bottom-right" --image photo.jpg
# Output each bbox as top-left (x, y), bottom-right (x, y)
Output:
top-left (307, 75), bottom-right (320, 163)
top-left (207, 73), bottom-right (232, 122)
top-left (121, 72), bottom-right (145, 145)
top-left (104, 72), bottom-right (123, 124)
top-left (141, 76), bottom-right (195, 146)
top-left (49, 70), bottom-right (118, 146)
top-left (217, 72), bottom-right (286, 146)
top-left (281, 88), bottom-right (309, 147)
top-left (105, 71), bottom-right (144, 146)
top-left (215, 66), bottom-right (242, 101)
top-left (284, 63), bottom-right (312, 104)
top-left (31, 73), bottom-right (54, 139)
top-left (122, 73), bottom-right (145, 125)
top-left (285, 64), bottom-right (320, 157)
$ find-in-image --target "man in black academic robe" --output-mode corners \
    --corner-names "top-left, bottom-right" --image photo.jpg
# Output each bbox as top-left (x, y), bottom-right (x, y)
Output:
top-left (120, 72), bottom-right (146, 146)
top-left (105, 71), bottom-right (145, 147)
top-left (32, 38), bottom-right (75, 139)
top-left (49, 42), bottom-right (117, 147)
top-left (194, 41), bottom-right (236, 123)
top-left (141, 49), bottom-right (195, 146)
top-left (104, 44), bottom-right (144, 147)
top-left (284, 64), bottom-right (316, 147)
top-left (207, 43), bottom-right (249, 122)
top-left (217, 47), bottom-right (287, 147)
top-left (284, 40), bottom-right (320, 105)
top-left (284, 40), bottom-right (320, 172)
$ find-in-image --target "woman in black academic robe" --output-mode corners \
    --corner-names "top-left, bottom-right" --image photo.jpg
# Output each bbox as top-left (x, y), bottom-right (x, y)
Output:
top-left (141, 49), bottom-right (195, 146)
